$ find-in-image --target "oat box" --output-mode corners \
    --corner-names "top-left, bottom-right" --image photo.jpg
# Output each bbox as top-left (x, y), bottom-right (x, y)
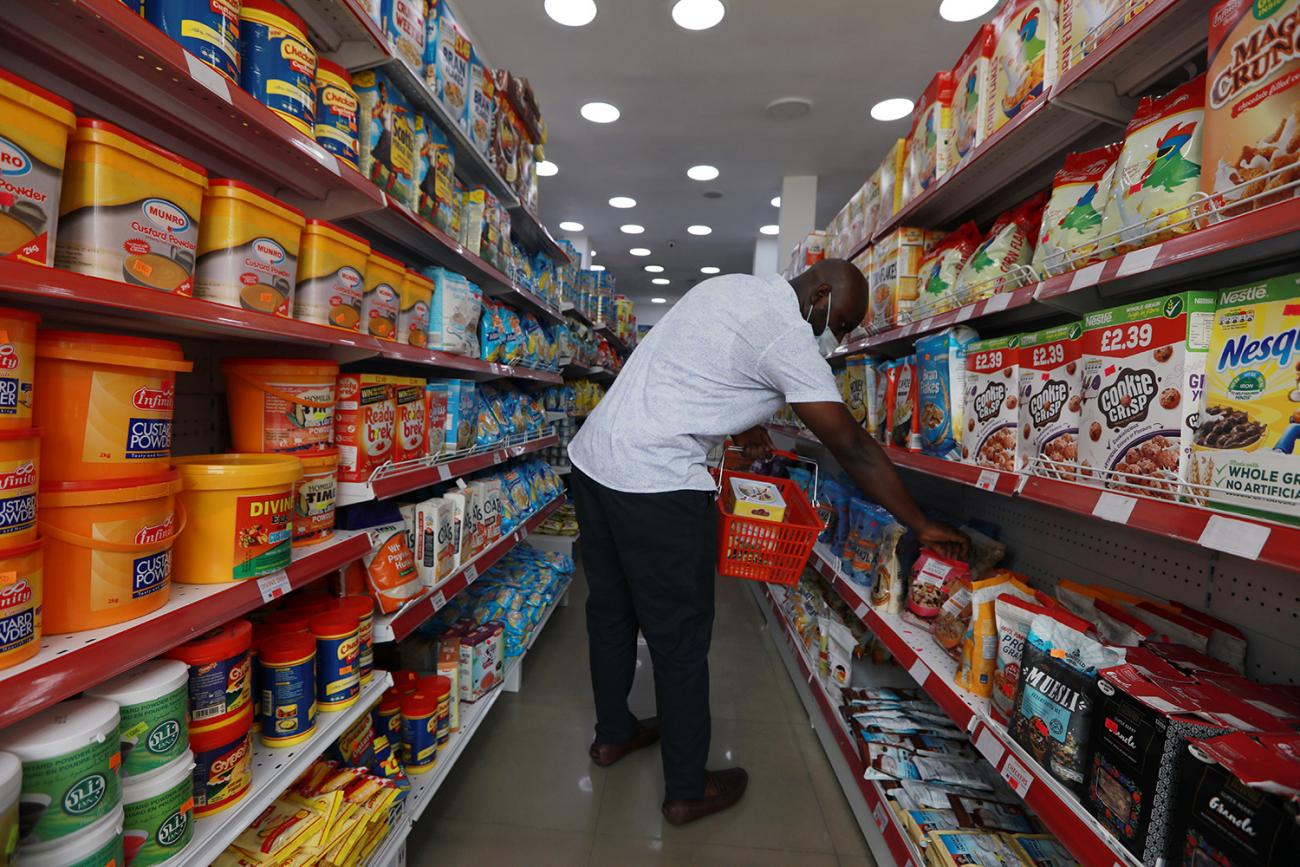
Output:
top-left (1203, 0), bottom-right (1300, 217)
top-left (1079, 291), bottom-right (1216, 498)
top-left (1019, 322), bottom-right (1084, 476)
top-left (964, 336), bottom-right (1020, 469)
top-left (1192, 273), bottom-right (1300, 523)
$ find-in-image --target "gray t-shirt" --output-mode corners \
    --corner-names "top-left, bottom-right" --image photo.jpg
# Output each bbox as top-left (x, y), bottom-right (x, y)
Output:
top-left (568, 273), bottom-right (841, 493)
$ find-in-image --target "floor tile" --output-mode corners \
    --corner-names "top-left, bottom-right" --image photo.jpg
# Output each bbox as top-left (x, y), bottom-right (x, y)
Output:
top-left (793, 725), bottom-right (869, 857)
top-left (405, 819), bottom-right (593, 866)
top-left (837, 854), bottom-right (878, 867)
top-left (588, 834), bottom-right (840, 866)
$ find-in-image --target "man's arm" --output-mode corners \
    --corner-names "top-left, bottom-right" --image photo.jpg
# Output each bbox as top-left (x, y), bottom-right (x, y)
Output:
top-left (792, 401), bottom-right (969, 560)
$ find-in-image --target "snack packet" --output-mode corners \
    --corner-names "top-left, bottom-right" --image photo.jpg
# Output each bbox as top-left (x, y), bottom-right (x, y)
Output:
top-left (915, 221), bottom-right (982, 316)
top-left (955, 571), bottom-right (1036, 696)
top-left (954, 195), bottom-right (1046, 303)
top-left (1032, 144), bottom-right (1122, 275)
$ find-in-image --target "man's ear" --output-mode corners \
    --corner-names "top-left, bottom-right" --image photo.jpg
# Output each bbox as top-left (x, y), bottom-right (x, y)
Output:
top-left (812, 283), bottom-right (832, 305)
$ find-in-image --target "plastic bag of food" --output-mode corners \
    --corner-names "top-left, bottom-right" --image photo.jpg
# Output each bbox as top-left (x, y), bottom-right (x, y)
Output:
top-left (954, 571), bottom-right (1035, 695)
top-left (1032, 143), bottom-right (1122, 275)
top-left (954, 194), bottom-right (1046, 302)
top-left (915, 222), bottom-right (982, 315)
top-left (904, 550), bottom-right (971, 632)
top-left (361, 522), bottom-right (422, 614)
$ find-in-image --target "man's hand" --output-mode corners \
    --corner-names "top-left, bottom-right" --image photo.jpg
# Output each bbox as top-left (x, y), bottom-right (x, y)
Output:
top-left (732, 426), bottom-right (775, 462)
top-left (916, 519), bottom-right (969, 561)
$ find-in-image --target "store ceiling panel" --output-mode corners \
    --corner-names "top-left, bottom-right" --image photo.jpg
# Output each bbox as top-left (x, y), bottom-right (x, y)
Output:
top-left (455, 1), bottom-right (987, 307)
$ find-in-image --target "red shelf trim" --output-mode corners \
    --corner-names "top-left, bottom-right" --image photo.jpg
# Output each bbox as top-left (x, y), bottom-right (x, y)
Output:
top-left (367, 435), bottom-right (560, 502)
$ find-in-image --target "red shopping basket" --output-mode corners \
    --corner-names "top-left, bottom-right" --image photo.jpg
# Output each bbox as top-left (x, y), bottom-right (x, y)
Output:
top-left (713, 450), bottom-right (823, 587)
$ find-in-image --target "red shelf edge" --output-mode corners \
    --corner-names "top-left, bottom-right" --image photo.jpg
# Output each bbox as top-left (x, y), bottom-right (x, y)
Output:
top-left (369, 435), bottom-right (559, 502)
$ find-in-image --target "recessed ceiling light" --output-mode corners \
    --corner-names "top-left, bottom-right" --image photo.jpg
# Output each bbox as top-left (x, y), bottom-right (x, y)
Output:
top-left (581, 102), bottom-right (620, 123)
top-left (938, 0), bottom-right (998, 22)
top-left (652, 278), bottom-right (670, 285)
top-left (544, 0), bottom-right (597, 27)
top-left (651, 297), bottom-right (667, 304)
top-left (589, 264), bottom-right (606, 272)
top-left (559, 221), bottom-right (584, 232)
top-left (608, 196), bottom-right (636, 208)
top-left (870, 98), bottom-right (914, 121)
top-left (671, 0), bottom-right (725, 30)
top-left (701, 266), bottom-right (720, 274)
top-left (620, 224), bottom-right (644, 234)
top-left (759, 224), bottom-right (779, 235)
top-left (687, 165), bottom-right (719, 181)
top-left (687, 225), bottom-right (712, 236)
top-left (537, 160), bottom-right (558, 177)
top-left (629, 247), bottom-right (651, 256)
top-left (645, 265), bottom-right (665, 273)
top-left (590, 250), bottom-right (597, 257)
top-left (770, 196), bottom-right (781, 208)
top-left (764, 97), bottom-right (813, 120)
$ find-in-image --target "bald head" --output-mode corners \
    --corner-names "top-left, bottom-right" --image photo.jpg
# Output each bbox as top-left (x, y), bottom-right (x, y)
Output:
top-left (790, 258), bottom-right (869, 340)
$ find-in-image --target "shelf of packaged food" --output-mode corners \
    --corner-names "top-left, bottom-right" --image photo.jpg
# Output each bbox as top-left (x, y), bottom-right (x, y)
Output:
top-left (373, 494), bottom-right (568, 642)
top-left (805, 546), bottom-right (1141, 867)
top-left (596, 324), bottom-right (632, 358)
top-left (2, 0), bottom-right (383, 222)
top-left (0, 529), bottom-right (372, 731)
top-left (375, 339), bottom-right (562, 383)
top-left (188, 671), bottom-right (393, 864)
top-left (337, 433), bottom-right (560, 506)
top-left (283, 0), bottom-right (393, 71)
top-left (754, 580), bottom-right (928, 867)
top-left (509, 204), bottom-right (572, 265)
top-left (561, 303), bottom-right (596, 330)
top-left (484, 281), bottom-right (567, 326)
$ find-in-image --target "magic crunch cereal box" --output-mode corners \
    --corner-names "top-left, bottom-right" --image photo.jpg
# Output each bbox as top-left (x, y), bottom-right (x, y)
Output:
top-left (1019, 322), bottom-right (1084, 476)
top-left (1191, 273), bottom-right (1300, 523)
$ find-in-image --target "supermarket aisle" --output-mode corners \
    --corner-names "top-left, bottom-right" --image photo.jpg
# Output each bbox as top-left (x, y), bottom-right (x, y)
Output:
top-left (406, 563), bottom-right (876, 866)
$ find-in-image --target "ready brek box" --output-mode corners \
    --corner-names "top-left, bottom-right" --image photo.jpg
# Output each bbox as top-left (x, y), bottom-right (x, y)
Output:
top-left (334, 373), bottom-right (395, 483)
top-left (1191, 273), bottom-right (1300, 523)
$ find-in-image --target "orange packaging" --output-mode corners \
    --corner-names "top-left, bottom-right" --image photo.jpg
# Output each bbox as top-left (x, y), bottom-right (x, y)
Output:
top-left (362, 251), bottom-right (403, 341)
top-left (0, 537), bottom-right (44, 670)
top-left (359, 521), bottom-right (421, 614)
top-left (399, 269), bottom-right (433, 347)
top-left (221, 357), bottom-right (339, 453)
top-left (334, 373), bottom-right (394, 483)
top-left (292, 447), bottom-right (338, 546)
top-left (0, 309), bottom-right (40, 429)
top-left (391, 376), bottom-right (426, 464)
top-left (34, 331), bottom-right (191, 482)
top-left (0, 428), bottom-right (39, 545)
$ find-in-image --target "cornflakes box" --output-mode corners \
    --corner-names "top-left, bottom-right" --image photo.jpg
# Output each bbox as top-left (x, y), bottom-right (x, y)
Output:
top-left (987, 0), bottom-right (1059, 139)
top-left (1059, 0), bottom-right (1127, 74)
top-left (1191, 273), bottom-right (1300, 523)
top-left (964, 336), bottom-right (1020, 469)
top-left (950, 25), bottom-right (996, 169)
top-left (906, 72), bottom-right (955, 198)
top-left (847, 187), bottom-right (867, 251)
top-left (879, 139), bottom-right (907, 217)
top-left (1079, 291), bottom-right (1216, 499)
top-left (852, 246), bottom-right (873, 330)
top-left (868, 228), bottom-right (927, 334)
top-left (1018, 322), bottom-right (1084, 477)
top-left (1203, 0), bottom-right (1300, 218)
top-left (860, 169), bottom-right (884, 241)
top-left (1032, 143), bottom-right (1122, 276)
top-left (1098, 75), bottom-right (1205, 256)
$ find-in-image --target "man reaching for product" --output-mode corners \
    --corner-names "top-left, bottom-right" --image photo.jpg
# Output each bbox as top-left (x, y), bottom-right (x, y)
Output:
top-left (567, 258), bottom-right (968, 826)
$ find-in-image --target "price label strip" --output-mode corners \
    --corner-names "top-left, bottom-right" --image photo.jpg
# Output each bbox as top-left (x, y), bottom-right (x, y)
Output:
top-left (257, 571), bottom-right (291, 603)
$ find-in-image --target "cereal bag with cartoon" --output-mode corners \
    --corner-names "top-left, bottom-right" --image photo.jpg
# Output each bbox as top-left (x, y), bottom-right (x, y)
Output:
top-left (950, 25), bottom-right (996, 170)
top-left (906, 73), bottom-right (955, 196)
top-left (1059, 0), bottom-right (1127, 74)
top-left (915, 221), bottom-right (982, 316)
top-left (964, 336), bottom-right (1020, 469)
top-left (953, 195), bottom-right (1045, 303)
top-left (1079, 290), bottom-right (1216, 499)
top-left (1191, 273), bottom-right (1300, 524)
top-left (987, 0), bottom-right (1059, 138)
top-left (1032, 143), bottom-right (1122, 276)
top-left (1098, 76), bottom-right (1205, 255)
top-left (1019, 322), bottom-right (1084, 477)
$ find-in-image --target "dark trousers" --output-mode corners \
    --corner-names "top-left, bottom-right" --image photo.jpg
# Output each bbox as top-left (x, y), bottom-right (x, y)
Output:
top-left (569, 467), bottom-right (718, 801)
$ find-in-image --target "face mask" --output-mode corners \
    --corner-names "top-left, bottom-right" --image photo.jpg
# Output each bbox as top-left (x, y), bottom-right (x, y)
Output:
top-left (817, 328), bottom-right (839, 357)
top-left (805, 288), bottom-right (833, 336)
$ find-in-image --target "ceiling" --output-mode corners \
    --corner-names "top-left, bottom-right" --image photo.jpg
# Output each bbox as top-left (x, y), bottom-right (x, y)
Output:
top-left (454, 1), bottom-right (992, 317)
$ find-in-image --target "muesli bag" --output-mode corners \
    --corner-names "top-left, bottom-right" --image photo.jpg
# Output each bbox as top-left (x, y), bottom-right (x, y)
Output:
top-left (992, 595), bottom-right (1079, 723)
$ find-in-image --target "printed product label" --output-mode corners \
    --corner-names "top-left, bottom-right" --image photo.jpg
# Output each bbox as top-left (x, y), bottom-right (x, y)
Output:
top-left (315, 80), bottom-right (360, 169)
top-left (375, 707), bottom-right (401, 743)
top-left (295, 265), bottom-right (364, 330)
top-left (0, 550), bottom-right (40, 663)
top-left (55, 198), bottom-right (199, 294)
top-left (192, 730), bottom-right (251, 814)
top-left (401, 711), bottom-right (438, 768)
top-left (185, 650), bottom-right (250, 723)
top-left (314, 627), bottom-right (360, 706)
top-left (0, 130), bottom-right (64, 267)
top-left (81, 371), bottom-right (175, 467)
top-left (436, 21), bottom-right (471, 122)
top-left (965, 337), bottom-right (1020, 470)
top-left (293, 472), bottom-right (336, 542)
top-left (232, 491), bottom-right (293, 580)
top-left (239, 18), bottom-right (317, 135)
top-left (334, 378), bottom-right (395, 482)
top-left (116, 684), bottom-right (187, 779)
top-left (193, 236), bottom-right (298, 316)
top-left (18, 736), bottom-right (121, 845)
top-left (1020, 323), bottom-right (1084, 477)
top-left (0, 329), bottom-right (35, 422)
top-left (123, 773), bottom-right (194, 866)
top-left (336, 713), bottom-right (374, 767)
top-left (166, 0), bottom-right (241, 83)
top-left (0, 456), bottom-right (36, 538)
top-left (363, 280), bottom-right (400, 340)
top-left (357, 613), bottom-right (374, 679)
top-left (0, 606), bottom-right (37, 657)
top-left (394, 384), bottom-right (425, 462)
top-left (258, 653), bottom-right (315, 741)
top-left (260, 381), bottom-right (335, 452)
top-left (89, 510), bottom-right (175, 613)
top-left (400, 299), bottom-right (430, 348)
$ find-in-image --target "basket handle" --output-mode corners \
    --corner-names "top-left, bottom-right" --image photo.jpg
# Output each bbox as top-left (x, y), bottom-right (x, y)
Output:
top-left (40, 500), bottom-right (188, 553)
top-left (716, 445), bottom-right (819, 505)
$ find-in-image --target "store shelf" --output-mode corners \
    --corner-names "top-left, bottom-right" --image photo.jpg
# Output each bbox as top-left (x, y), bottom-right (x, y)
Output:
top-left (755, 581), bottom-right (927, 867)
top-left (2, 0), bottom-right (383, 222)
top-left (189, 671), bottom-right (393, 863)
top-left (509, 204), bottom-right (571, 264)
top-left (337, 434), bottom-right (560, 506)
top-left (373, 494), bottom-right (568, 642)
top-left (483, 281), bottom-right (566, 326)
top-left (0, 531), bottom-right (371, 730)
top-left (561, 303), bottom-right (596, 330)
top-left (283, 0), bottom-right (393, 71)
top-left (806, 547), bottom-right (1141, 867)
top-left (596, 324), bottom-right (632, 358)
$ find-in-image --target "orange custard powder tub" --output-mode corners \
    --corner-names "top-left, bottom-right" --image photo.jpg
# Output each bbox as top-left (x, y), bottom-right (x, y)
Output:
top-left (34, 331), bottom-right (191, 483)
top-left (0, 428), bottom-right (39, 546)
top-left (221, 357), bottom-right (338, 453)
top-left (0, 537), bottom-right (45, 670)
top-left (38, 471), bottom-right (183, 633)
top-left (55, 120), bottom-right (208, 294)
top-left (334, 373), bottom-right (395, 483)
top-left (362, 250), bottom-right (403, 341)
top-left (0, 308), bottom-right (40, 429)
top-left (292, 446), bottom-right (338, 546)
top-left (195, 180), bottom-right (305, 316)
top-left (292, 219), bottom-right (369, 331)
top-left (399, 269), bottom-right (433, 347)
top-left (0, 68), bottom-right (76, 267)
top-left (171, 454), bottom-right (302, 583)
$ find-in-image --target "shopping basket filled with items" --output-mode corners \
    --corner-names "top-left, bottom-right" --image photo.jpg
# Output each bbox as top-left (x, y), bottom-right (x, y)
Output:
top-left (711, 446), bottom-right (823, 586)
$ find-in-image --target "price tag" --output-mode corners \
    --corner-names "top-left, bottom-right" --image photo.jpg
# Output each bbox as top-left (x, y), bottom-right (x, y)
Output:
top-left (854, 602), bottom-right (869, 621)
top-left (974, 725), bottom-right (1006, 766)
top-left (1198, 515), bottom-right (1270, 561)
top-left (301, 139), bottom-right (340, 175)
top-left (185, 52), bottom-right (231, 102)
top-left (954, 305), bottom-right (974, 322)
top-left (1092, 492), bottom-right (1136, 524)
top-left (975, 470), bottom-right (999, 491)
top-left (907, 658), bottom-right (929, 687)
top-left (464, 563), bottom-right (478, 583)
top-left (257, 572), bottom-right (291, 603)
top-left (493, 451), bottom-right (506, 465)
top-left (430, 590), bottom-right (447, 611)
top-left (983, 293), bottom-right (1013, 314)
top-left (1000, 754), bottom-right (1034, 797)
top-left (1068, 262), bottom-right (1106, 292)
top-left (436, 463), bottom-right (451, 482)
top-left (966, 715), bottom-right (980, 733)
top-left (872, 802), bottom-right (888, 831)
top-left (1116, 244), bottom-right (1161, 277)
top-left (920, 317), bottom-right (934, 332)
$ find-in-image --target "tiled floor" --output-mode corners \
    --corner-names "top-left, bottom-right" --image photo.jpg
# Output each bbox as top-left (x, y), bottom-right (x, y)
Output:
top-left (406, 565), bottom-right (877, 866)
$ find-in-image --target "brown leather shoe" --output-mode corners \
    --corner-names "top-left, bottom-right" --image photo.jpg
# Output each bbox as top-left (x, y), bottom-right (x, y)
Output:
top-left (589, 717), bottom-right (660, 767)
top-left (661, 767), bottom-right (749, 826)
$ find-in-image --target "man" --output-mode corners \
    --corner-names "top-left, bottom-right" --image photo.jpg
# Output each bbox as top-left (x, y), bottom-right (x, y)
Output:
top-left (567, 259), bottom-right (967, 825)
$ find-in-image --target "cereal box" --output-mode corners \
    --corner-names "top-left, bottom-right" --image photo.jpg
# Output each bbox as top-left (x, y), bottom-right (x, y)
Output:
top-left (428, 0), bottom-right (472, 130)
top-left (1098, 76), bottom-right (1205, 255)
top-left (859, 171), bottom-right (884, 243)
top-left (334, 373), bottom-right (395, 483)
top-left (468, 54), bottom-right (495, 156)
top-left (889, 356), bottom-right (921, 451)
top-left (1079, 291), bottom-right (1216, 498)
top-left (383, 0), bottom-right (425, 72)
top-left (906, 73), bottom-right (955, 198)
top-left (950, 25), bottom-right (996, 169)
top-left (355, 70), bottom-right (414, 197)
top-left (964, 336), bottom-right (1020, 469)
top-left (1019, 322), bottom-right (1084, 476)
top-left (1191, 273), bottom-right (1300, 523)
top-left (390, 376), bottom-right (426, 463)
top-left (1060, 0), bottom-right (1127, 74)
top-left (1032, 144), bottom-right (1122, 276)
top-left (1203, 0), bottom-right (1300, 217)
top-left (879, 139), bottom-right (907, 217)
top-left (869, 228), bottom-right (927, 333)
top-left (917, 327), bottom-right (978, 461)
top-left (847, 188), bottom-right (866, 252)
top-left (987, 0), bottom-right (1059, 139)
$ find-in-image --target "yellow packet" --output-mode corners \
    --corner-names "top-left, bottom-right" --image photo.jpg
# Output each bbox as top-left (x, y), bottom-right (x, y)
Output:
top-left (955, 574), bottom-right (1035, 696)
top-left (230, 802), bottom-right (324, 865)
